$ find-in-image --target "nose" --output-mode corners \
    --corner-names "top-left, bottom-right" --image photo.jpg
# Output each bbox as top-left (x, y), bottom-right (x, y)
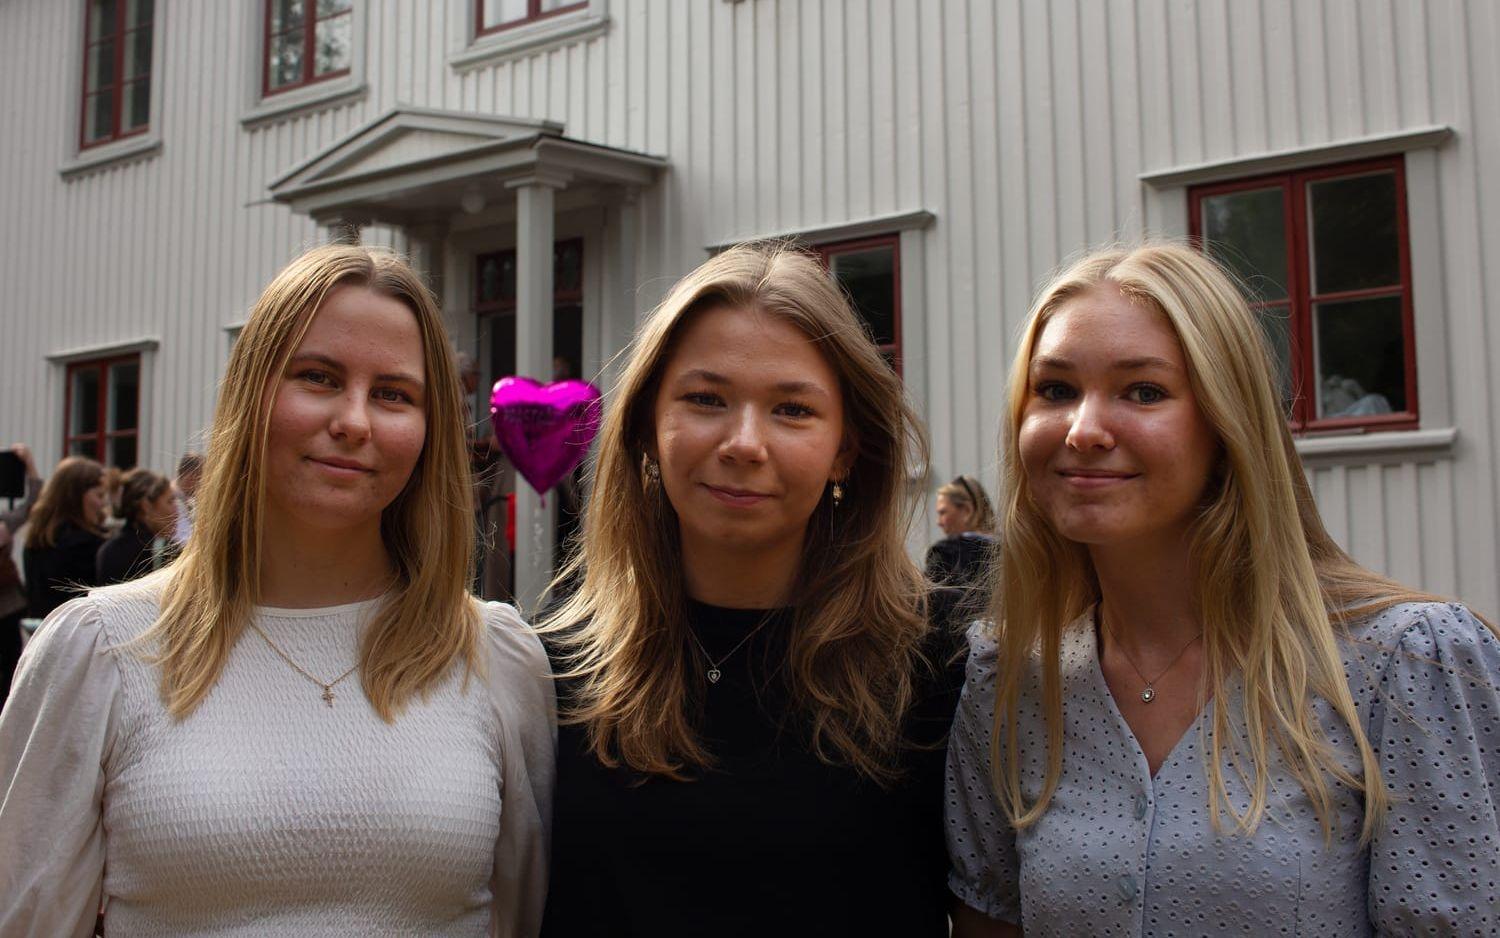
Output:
top-left (1064, 393), bottom-right (1115, 452)
top-left (718, 405), bottom-right (768, 464)
top-left (328, 388), bottom-right (373, 444)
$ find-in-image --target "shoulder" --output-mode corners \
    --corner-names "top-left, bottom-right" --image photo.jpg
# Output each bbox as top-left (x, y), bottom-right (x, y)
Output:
top-left (1344, 600), bottom-right (1495, 666)
top-left (20, 592), bottom-right (122, 683)
top-left (82, 575), bottom-right (167, 644)
top-left (472, 598), bottom-right (556, 711)
top-left (55, 522), bottom-right (105, 549)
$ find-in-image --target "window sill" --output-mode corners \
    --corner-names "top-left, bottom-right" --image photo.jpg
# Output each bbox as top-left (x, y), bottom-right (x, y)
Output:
top-left (450, 13), bottom-right (610, 72)
top-left (241, 80), bottom-right (367, 131)
top-left (1294, 426), bottom-right (1456, 464)
top-left (46, 336), bottom-right (160, 363)
top-left (59, 134), bottom-right (162, 181)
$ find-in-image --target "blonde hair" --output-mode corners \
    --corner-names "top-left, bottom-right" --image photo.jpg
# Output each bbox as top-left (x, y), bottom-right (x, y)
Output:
top-left (989, 242), bottom-right (1495, 843)
top-left (142, 244), bottom-right (479, 720)
top-left (543, 242), bottom-right (931, 784)
top-left (25, 456), bottom-right (105, 549)
top-left (936, 475), bottom-right (996, 533)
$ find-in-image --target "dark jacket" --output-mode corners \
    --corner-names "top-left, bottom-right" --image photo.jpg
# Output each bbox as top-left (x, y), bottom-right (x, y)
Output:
top-left (23, 521), bottom-right (105, 619)
top-left (96, 521), bottom-right (157, 586)
top-left (924, 531), bottom-right (996, 590)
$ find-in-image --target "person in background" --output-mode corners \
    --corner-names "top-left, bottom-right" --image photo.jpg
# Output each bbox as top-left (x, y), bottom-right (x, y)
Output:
top-left (170, 453), bottom-right (203, 547)
top-left (946, 243), bottom-right (1499, 936)
top-left (0, 244), bottom-right (553, 935)
top-left (21, 456), bottom-right (108, 620)
top-left (925, 474), bottom-right (997, 590)
top-left (0, 444), bottom-right (42, 703)
top-left (96, 468), bottom-right (176, 585)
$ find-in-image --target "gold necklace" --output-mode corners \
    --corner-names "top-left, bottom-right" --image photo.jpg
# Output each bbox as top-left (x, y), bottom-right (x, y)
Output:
top-left (247, 621), bottom-right (360, 708)
top-left (1100, 607), bottom-right (1202, 704)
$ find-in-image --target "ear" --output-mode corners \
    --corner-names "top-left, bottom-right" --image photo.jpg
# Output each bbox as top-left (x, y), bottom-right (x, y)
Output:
top-left (831, 428), bottom-right (859, 481)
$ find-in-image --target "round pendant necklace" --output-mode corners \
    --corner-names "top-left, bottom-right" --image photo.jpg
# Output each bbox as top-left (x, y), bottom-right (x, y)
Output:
top-left (685, 619), bottom-right (770, 685)
top-left (1100, 607), bottom-right (1202, 704)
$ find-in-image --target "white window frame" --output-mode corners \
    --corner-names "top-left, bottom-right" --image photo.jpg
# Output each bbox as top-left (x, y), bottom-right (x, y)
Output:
top-left (59, 0), bottom-right (168, 180)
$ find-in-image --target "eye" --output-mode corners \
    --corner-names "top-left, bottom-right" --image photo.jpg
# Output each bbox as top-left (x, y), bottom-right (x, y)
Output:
top-left (683, 391), bottom-right (724, 408)
top-left (1034, 381), bottom-right (1075, 402)
top-left (1128, 383), bottom-right (1168, 405)
top-left (375, 387), bottom-right (413, 404)
top-left (775, 401), bottom-right (815, 419)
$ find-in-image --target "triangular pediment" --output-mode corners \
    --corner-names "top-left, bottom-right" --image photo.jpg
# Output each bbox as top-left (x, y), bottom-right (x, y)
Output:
top-left (270, 107), bottom-right (564, 194)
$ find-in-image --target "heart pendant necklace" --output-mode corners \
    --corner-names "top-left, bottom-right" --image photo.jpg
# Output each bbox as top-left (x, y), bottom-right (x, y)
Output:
top-left (686, 620), bottom-right (769, 685)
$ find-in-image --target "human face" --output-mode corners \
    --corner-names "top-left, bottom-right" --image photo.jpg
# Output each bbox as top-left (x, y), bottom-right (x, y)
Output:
top-left (651, 305), bottom-right (852, 561)
top-left (1018, 284), bottom-right (1219, 553)
top-left (264, 285), bottom-right (427, 540)
top-left (936, 493), bottom-right (973, 537)
top-left (142, 487), bottom-right (177, 536)
top-left (83, 482), bottom-right (109, 527)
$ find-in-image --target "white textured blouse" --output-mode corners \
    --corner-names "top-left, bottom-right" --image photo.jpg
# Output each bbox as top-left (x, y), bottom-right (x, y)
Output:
top-left (0, 580), bottom-right (556, 937)
top-left (946, 601), bottom-right (1500, 936)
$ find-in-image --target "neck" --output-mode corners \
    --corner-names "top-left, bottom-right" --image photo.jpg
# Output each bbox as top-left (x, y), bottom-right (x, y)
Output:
top-left (258, 514), bottom-right (393, 609)
top-left (680, 530), bottom-right (802, 610)
top-left (1089, 532), bottom-right (1201, 652)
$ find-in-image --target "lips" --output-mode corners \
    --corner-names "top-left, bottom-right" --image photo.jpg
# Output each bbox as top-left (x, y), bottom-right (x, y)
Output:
top-left (1056, 467), bottom-right (1137, 487)
top-left (702, 483), bottom-right (772, 507)
top-left (307, 455), bottom-right (374, 474)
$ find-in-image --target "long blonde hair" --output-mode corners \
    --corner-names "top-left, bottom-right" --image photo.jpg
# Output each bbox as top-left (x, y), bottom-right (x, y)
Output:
top-left (990, 242), bottom-right (1495, 842)
top-left (543, 243), bottom-right (931, 784)
top-left (143, 244), bottom-right (479, 720)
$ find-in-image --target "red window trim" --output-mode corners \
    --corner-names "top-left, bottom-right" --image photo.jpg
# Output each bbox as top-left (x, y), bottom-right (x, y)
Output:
top-left (79, 0), bottom-right (152, 150)
top-left (63, 354), bottom-right (141, 468)
top-left (261, 1), bottom-right (352, 98)
top-left (813, 234), bottom-right (904, 377)
top-left (1189, 156), bottom-right (1418, 433)
top-left (476, 0), bottom-right (588, 38)
top-left (474, 238), bottom-right (585, 314)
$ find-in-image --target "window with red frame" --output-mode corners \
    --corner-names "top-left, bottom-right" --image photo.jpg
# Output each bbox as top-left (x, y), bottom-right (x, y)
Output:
top-left (264, 0), bottom-right (352, 96)
top-left (80, 0), bottom-right (153, 148)
top-left (64, 355), bottom-right (140, 469)
top-left (1190, 157), bottom-right (1417, 431)
top-left (477, 0), bottom-right (586, 37)
top-left (815, 236), bottom-right (903, 374)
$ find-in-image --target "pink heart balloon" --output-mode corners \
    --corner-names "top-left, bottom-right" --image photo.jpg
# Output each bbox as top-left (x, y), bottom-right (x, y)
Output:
top-left (489, 377), bottom-right (603, 495)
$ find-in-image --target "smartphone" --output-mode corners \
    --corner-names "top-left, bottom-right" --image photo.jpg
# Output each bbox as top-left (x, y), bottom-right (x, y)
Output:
top-left (0, 451), bottom-right (24, 500)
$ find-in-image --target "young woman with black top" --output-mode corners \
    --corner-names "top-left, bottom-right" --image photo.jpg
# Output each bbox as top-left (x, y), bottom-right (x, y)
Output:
top-left (924, 474), bottom-right (997, 589)
top-left (540, 244), bottom-right (963, 937)
top-left (22, 455), bottom-right (109, 618)
top-left (95, 467), bottom-right (176, 585)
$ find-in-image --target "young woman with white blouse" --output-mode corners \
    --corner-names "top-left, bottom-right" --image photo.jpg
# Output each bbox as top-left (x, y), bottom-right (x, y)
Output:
top-left (0, 245), bottom-right (555, 937)
top-left (946, 243), bottom-right (1499, 936)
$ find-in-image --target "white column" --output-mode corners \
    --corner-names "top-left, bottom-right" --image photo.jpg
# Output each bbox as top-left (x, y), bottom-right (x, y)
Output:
top-left (506, 172), bottom-right (569, 612)
top-left (600, 186), bottom-right (642, 390)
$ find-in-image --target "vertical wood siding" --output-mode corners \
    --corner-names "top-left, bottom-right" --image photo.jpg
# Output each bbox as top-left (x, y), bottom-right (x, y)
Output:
top-left (1, 0), bottom-right (1495, 612)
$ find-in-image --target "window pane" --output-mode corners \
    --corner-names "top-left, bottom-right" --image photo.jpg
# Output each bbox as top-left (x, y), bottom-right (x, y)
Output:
top-left (829, 246), bottom-right (897, 347)
top-left (268, 29), bottom-right (305, 89)
top-left (313, 13), bottom-right (351, 76)
top-left (109, 435), bottom-right (138, 470)
top-left (108, 360), bottom-right (140, 432)
top-left (69, 438), bottom-right (99, 460)
top-left (1254, 304), bottom-right (1295, 409)
top-left (123, 79), bottom-right (150, 130)
top-left (269, 0), bottom-right (304, 35)
top-left (555, 241), bottom-right (583, 295)
top-left (86, 39), bottom-right (115, 94)
top-left (541, 0), bottom-right (581, 10)
top-left (1314, 294), bottom-right (1406, 418)
top-left (89, 0), bottom-right (118, 40)
top-left (483, 0), bottom-right (530, 28)
top-left (124, 26), bottom-right (151, 79)
top-left (84, 92), bottom-right (114, 143)
top-left (316, 0), bottom-right (352, 15)
top-left (1200, 186), bottom-right (1288, 301)
top-left (127, 0), bottom-right (152, 27)
top-left (1309, 171), bottom-right (1400, 294)
top-left (71, 367), bottom-right (101, 436)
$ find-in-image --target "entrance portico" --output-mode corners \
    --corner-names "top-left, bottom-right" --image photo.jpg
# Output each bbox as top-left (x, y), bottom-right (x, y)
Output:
top-left (269, 106), bottom-right (667, 610)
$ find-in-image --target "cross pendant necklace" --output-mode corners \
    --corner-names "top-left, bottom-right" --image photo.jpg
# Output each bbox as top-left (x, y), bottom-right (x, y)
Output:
top-left (249, 622), bottom-right (360, 708)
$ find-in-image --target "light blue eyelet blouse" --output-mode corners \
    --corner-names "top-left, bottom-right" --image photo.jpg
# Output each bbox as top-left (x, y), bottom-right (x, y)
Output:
top-left (945, 601), bottom-right (1500, 937)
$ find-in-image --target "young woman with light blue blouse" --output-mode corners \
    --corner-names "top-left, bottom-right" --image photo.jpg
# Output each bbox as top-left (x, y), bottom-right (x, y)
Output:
top-left (946, 243), bottom-right (1499, 936)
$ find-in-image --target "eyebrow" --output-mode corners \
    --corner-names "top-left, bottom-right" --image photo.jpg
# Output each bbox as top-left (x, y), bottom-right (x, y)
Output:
top-left (289, 352), bottom-right (425, 387)
top-left (1031, 355), bottom-right (1179, 373)
top-left (676, 367), bottom-right (830, 396)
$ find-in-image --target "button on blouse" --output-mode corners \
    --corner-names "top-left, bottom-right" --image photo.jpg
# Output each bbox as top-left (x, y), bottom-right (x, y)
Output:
top-left (945, 601), bottom-right (1500, 937)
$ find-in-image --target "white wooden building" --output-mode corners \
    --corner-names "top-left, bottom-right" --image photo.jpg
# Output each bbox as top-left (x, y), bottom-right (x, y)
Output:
top-left (1, 0), bottom-right (1496, 614)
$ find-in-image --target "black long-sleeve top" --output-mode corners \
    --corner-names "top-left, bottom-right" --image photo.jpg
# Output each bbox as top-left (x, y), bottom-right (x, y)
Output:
top-left (95, 521), bottom-right (156, 586)
top-left (23, 521), bottom-right (104, 619)
top-left (541, 595), bottom-right (966, 938)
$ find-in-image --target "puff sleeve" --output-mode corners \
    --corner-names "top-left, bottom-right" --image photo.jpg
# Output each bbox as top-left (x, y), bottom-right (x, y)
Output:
top-left (0, 596), bottom-right (121, 938)
top-left (1366, 603), bottom-right (1500, 934)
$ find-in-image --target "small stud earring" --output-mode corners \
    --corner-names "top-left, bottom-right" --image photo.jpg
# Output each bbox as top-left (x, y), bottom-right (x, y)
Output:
top-left (831, 481), bottom-right (844, 506)
top-left (643, 456), bottom-right (661, 482)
